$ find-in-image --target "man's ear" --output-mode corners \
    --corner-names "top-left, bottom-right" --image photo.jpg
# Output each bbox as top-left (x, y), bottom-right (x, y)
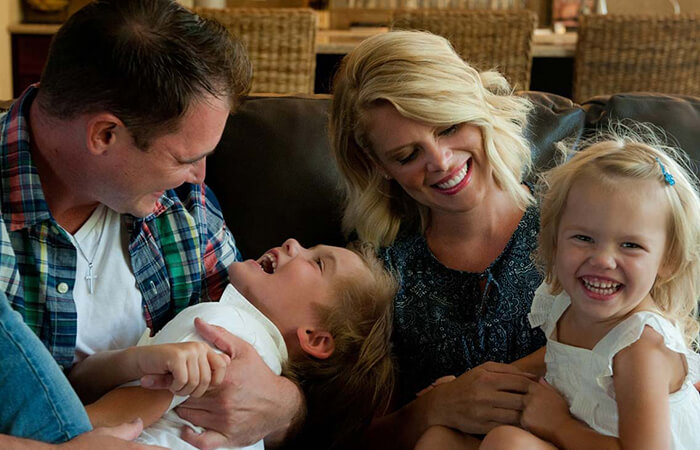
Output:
top-left (296, 328), bottom-right (335, 360)
top-left (86, 113), bottom-right (124, 155)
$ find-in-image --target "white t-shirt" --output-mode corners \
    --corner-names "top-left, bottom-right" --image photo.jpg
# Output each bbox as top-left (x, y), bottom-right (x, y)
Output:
top-left (69, 205), bottom-right (146, 362)
top-left (135, 284), bottom-right (288, 450)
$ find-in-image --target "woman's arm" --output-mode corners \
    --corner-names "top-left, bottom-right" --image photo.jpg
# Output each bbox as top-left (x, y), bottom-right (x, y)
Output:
top-left (364, 362), bottom-right (537, 449)
top-left (512, 346), bottom-right (546, 377)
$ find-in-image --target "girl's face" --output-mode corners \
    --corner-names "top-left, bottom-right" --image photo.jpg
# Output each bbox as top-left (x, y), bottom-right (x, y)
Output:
top-left (364, 103), bottom-right (495, 216)
top-left (554, 176), bottom-right (669, 330)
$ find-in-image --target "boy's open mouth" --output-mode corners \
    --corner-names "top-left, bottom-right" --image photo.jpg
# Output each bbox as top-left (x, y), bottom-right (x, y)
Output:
top-left (258, 253), bottom-right (277, 274)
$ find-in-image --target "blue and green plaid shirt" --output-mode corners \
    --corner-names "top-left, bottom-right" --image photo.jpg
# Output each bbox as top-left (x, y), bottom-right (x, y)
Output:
top-left (0, 86), bottom-right (240, 370)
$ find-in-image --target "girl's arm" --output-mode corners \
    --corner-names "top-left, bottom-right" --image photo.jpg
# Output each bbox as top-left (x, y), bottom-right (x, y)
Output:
top-left (86, 387), bottom-right (173, 429)
top-left (523, 326), bottom-right (677, 450)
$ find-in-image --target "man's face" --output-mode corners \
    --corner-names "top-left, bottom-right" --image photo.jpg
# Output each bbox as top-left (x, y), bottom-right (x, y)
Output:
top-left (99, 93), bottom-right (230, 217)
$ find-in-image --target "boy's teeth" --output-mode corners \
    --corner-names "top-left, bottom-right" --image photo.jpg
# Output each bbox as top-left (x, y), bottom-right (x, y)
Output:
top-left (258, 253), bottom-right (277, 274)
top-left (436, 165), bottom-right (467, 189)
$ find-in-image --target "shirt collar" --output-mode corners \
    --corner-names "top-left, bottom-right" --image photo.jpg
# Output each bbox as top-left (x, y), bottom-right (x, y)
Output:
top-left (0, 85), bottom-right (52, 231)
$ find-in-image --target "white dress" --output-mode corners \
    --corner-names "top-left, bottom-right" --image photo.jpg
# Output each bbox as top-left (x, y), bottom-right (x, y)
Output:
top-left (528, 283), bottom-right (700, 449)
top-left (134, 284), bottom-right (288, 450)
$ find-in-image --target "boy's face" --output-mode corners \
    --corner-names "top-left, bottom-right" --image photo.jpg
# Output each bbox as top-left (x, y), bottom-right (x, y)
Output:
top-left (228, 239), bottom-right (367, 339)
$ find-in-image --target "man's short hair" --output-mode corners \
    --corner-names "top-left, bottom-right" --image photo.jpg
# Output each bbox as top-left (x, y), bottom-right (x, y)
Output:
top-left (37, 0), bottom-right (251, 149)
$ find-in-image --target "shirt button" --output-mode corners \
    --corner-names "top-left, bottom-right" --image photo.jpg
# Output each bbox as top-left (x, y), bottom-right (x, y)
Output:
top-left (57, 283), bottom-right (69, 294)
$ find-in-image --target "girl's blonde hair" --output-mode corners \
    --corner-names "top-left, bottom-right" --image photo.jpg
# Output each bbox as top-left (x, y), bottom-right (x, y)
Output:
top-left (537, 123), bottom-right (700, 347)
top-left (330, 30), bottom-right (535, 247)
top-left (284, 241), bottom-right (397, 449)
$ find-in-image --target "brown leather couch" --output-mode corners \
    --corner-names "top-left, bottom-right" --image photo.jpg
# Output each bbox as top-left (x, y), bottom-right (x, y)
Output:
top-left (206, 92), bottom-right (700, 259)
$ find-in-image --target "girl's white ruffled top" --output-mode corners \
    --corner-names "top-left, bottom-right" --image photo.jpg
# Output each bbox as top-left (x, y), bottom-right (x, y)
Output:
top-left (529, 283), bottom-right (700, 449)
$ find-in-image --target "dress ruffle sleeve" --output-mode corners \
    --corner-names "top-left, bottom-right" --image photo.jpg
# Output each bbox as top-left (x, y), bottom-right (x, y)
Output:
top-left (595, 312), bottom-right (693, 397)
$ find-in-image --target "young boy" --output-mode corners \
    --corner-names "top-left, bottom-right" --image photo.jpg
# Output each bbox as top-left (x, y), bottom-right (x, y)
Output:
top-left (85, 239), bottom-right (397, 449)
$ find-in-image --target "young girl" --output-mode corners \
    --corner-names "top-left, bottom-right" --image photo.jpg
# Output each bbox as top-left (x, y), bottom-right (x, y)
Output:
top-left (84, 239), bottom-right (397, 450)
top-left (481, 127), bottom-right (700, 449)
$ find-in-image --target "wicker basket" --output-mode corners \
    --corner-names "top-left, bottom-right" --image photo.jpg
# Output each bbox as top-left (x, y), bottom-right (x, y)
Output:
top-left (392, 9), bottom-right (537, 90)
top-left (195, 7), bottom-right (317, 94)
top-left (573, 14), bottom-right (700, 102)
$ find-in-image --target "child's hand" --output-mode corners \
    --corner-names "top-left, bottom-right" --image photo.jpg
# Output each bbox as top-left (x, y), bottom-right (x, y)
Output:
top-left (134, 342), bottom-right (230, 397)
top-left (521, 378), bottom-right (573, 442)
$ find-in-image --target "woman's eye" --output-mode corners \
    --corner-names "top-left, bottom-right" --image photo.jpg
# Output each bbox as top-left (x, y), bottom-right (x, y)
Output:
top-left (438, 124), bottom-right (459, 137)
top-left (315, 258), bottom-right (324, 271)
top-left (398, 148), bottom-right (419, 164)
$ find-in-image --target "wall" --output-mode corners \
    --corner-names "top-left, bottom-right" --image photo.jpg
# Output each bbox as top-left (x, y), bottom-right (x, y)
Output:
top-left (0, 1), bottom-right (21, 99)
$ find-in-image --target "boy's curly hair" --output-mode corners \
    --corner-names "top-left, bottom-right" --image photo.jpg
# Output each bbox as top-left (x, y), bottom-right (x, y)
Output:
top-left (284, 241), bottom-right (397, 449)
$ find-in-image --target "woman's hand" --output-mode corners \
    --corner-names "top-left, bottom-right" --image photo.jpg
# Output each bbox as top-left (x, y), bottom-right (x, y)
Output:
top-left (134, 342), bottom-right (230, 398)
top-left (521, 378), bottom-right (572, 442)
top-left (428, 362), bottom-right (537, 434)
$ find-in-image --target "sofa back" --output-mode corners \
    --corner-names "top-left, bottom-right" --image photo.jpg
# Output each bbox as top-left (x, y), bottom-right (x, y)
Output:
top-left (205, 93), bottom-right (700, 259)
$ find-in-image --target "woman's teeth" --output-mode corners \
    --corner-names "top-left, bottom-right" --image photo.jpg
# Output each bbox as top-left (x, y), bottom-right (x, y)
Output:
top-left (436, 164), bottom-right (467, 189)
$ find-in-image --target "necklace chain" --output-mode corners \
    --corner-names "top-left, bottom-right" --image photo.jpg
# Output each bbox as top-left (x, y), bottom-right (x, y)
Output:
top-left (71, 206), bottom-right (107, 294)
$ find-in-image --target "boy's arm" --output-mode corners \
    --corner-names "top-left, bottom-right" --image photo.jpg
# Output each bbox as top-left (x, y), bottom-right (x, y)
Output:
top-left (70, 342), bottom-right (229, 404)
top-left (86, 386), bottom-right (174, 429)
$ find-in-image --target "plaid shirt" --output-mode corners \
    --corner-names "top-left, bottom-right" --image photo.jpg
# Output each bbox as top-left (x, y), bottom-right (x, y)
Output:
top-left (0, 87), bottom-right (240, 369)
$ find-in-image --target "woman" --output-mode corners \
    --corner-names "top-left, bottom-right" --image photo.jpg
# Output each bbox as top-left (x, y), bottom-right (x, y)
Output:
top-left (329, 30), bottom-right (546, 448)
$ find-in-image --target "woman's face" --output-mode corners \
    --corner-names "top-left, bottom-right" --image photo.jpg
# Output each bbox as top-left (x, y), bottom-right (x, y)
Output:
top-left (364, 103), bottom-right (495, 215)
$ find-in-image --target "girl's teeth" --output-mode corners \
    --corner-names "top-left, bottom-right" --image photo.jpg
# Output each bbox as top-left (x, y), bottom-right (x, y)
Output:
top-left (436, 165), bottom-right (467, 189)
top-left (582, 278), bottom-right (621, 295)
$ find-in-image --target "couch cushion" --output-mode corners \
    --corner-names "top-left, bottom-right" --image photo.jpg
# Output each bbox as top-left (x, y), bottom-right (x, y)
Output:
top-left (583, 93), bottom-right (700, 177)
top-left (206, 95), bottom-right (345, 259)
top-left (207, 92), bottom-right (585, 257)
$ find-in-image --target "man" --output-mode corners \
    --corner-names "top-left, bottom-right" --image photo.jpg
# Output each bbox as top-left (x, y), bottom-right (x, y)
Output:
top-left (0, 0), bottom-right (303, 447)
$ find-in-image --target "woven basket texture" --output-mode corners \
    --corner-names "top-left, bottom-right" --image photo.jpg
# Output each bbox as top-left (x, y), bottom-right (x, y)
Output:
top-left (195, 7), bottom-right (317, 94)
top-left (574, 14), bottom-right (700, 102)
top-left (392, 9), bottom-right (537, 89)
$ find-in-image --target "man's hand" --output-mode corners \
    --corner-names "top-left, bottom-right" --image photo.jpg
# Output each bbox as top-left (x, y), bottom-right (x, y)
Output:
top-left (57, 419), bottom-right (166, 449)
top-left (428, 361), bottom-right (537, 435)
top-left (171, 318), bottom-right (303, 450)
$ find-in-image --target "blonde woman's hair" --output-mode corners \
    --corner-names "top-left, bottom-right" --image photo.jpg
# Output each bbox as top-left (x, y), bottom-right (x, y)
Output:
top-left (537, 122), bottom-right (700, 348)
top-left (284, 241), bottom-right (397, 449)
top-left (330, 30), bottom-right (535, 247)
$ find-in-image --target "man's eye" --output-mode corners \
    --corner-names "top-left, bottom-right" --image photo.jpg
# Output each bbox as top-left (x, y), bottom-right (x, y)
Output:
top-left (438, 124), bottom-right (459, 137)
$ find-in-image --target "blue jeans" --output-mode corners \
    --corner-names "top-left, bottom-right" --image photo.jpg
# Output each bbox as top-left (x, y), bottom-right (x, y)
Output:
top-left (0, 294), bottom-right (92, 442)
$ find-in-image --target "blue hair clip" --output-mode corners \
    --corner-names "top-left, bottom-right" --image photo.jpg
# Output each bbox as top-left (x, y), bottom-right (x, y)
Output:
top-left (655, 157), bottom-right (675, 186)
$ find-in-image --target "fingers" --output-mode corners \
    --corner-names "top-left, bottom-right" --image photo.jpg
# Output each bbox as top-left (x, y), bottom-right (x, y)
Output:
top-left (141, 373), bottom-right (173, 390)
top-left (194, 318), bottom-right (241, 357)
top-left (181, 426), bottom-right (231, 450)
top-left (208, 351), bottom-right (230, 389)
top-left (479, 361), bottom-right (538, 380)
